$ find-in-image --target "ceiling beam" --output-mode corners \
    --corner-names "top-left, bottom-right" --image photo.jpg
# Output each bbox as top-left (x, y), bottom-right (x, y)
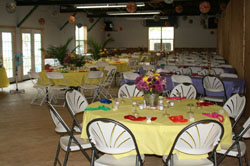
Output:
top-left (17, 5), bottom-right (39, 27)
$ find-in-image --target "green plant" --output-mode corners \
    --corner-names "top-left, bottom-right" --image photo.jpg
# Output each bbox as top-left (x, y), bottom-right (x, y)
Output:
top-left (42, 37), bottom-right (76, 66)
top-left (87, 38), bottom-right (114, 60)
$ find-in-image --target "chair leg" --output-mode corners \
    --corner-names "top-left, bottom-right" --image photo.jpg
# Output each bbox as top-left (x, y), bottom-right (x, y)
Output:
top-left (244, 152), bottom-right (249, 166)
top-left (54, 140), bottom-right (61, 166)
top-left (236, 143), bottom-right (243, 166)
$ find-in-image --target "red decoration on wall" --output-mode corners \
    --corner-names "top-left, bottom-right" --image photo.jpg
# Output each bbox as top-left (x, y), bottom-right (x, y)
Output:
top-left (199, 1), bottom-right (211, 14)
top-left (89, 18), bottom-right (94, 23)
top-left (68, 16), bottom-right (75, 23)
top-left (165, 21), bottom-right (170, 26)
top-left (118, 26), bottom-right (123, 31)
top-left (200, 19), bottom-right (205, 25)
top-left (100, 28), bottom-right (105, 32)
top-left (175, 5), bottom-right (183, 14)
top-left (220, 3), bottom-right (227, 11)
top-left (188, 19), bottom-right (193, 24)
top-left (38, 18), bottom-right (45, 25)
top-left (210, 31), bottom-right (214, 35)
top-left (126, 2), bottom-right (137, 13)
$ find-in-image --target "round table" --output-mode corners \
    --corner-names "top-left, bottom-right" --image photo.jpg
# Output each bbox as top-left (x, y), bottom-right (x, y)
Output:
top-left (81, 98), bottom-right (232, 159)
top-left (0, 67), bottom-right (9, 88)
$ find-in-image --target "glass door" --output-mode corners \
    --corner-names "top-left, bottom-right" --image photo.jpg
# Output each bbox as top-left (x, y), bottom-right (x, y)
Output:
top-left (0, 29), bottom-right (15, 82)
top-left (21, 30), bottom-right (43, 79)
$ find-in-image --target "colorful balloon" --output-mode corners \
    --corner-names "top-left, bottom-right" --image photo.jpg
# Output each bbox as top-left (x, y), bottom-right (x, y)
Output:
top-left (68, 16), bottom-right (75, 24)
top-left (175, 5), bottom-right (183, 14)
top-left (126, 2), bottom-right (137, 13)
top-left (199, 1), bottom-right (211, 14)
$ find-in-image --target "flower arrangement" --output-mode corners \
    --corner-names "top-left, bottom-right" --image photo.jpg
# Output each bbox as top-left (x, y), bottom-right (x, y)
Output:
top-left (64, 54), bottom-right (85, 67)
top-left (136, 71), bottom-right (166, 94)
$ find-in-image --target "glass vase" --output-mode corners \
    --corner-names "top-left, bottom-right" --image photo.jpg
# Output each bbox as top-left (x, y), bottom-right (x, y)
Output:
top-left (144, 93), bottom-right (159, 108)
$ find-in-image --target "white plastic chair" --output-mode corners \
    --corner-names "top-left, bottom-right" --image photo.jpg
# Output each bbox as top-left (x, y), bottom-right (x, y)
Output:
top-left (87, 118), bottom-right (144, 166)
top-left (217, 117), bottom-right (250, 166)
top-left (28, 72), bottom-right (48, 106)
top-left (123, 72), bottom-right (140, 81)
top-left (99, 68), bottom-right (117, 99)
top-left (170, 84), bottom-right (197, 99)
top-left (223, 94), bottom-right (246, 130)
top-left (220, 73), bottom-right (238, 78)
top-left (212, 68), bottom-right (224, 75)
top-left (178, 68), bottom-right (192, 75)
top-left (118, 84), bottom-right (143, 98)
top-left (46, 72), bottom-right (69, 107)
top-left (142, 65), bottom-right (154, 71)
top-left (202, 76), bottom-right (227, 103)
top-left (190, 67), bottom-right (202, 74)
top-left (171, 75), bottom-right (192, 87)
top-left (80, 71), bottom-right (104, 103)
top-left (104, 65), bottom-right (117, 76)
top-left (48, 102), bottom-right (91, 166)
top-left (219, 64), bottom-right (233, 68)
top-left (198, 69), bottom-right (216, 76)
top-left (163, 120), bottom-right (224, 166)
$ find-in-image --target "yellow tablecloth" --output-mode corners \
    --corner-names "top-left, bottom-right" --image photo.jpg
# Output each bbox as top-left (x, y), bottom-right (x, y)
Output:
top-left (81, 98), bottom-right (232, 159)
top-left (87, 60), bottom-right (130, 73)
top-left (38, 70), bottom-right (103, 86)
top-left (0, 67), bottom-right (9, 88)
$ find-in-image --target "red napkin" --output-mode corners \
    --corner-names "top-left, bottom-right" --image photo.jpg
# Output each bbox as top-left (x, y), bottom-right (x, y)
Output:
top-left (115, 61), bottom-right (121, 63)
top-left (196, 102), bottom-right (214, 106)
top-left (46, 69), bottom-right (53, 72)
top-left (169, 115), bottom-right (188, 123)
top-left (79, 70), bottom-right (87, 72)
top-left (124, 115), bottom-right (157, 121)
top-left (191, 73), bottom-right (199, 76)
top-left (166, 97), bottom-right (186, 100)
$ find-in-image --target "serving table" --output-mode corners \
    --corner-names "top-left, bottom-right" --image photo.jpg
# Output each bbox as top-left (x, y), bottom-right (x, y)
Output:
top-left (81, 98), bottom-right (232, 159)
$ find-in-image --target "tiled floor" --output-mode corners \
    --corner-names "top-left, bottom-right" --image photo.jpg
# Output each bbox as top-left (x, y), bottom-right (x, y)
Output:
top-left (0, 80), bottom-right (249, 166)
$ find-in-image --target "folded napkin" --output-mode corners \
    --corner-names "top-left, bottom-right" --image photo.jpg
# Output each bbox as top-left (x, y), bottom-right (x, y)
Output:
top-left (79, 70), bottom-right (87, 72)
top-left (124, 115), bottom-right (157, 121)
top-left (46, 69), bottom-right (53, 72)
top-left (99, 99), bottom-right (112, 104)
top-left (191, 73), bottom-right (199, 76)
top-left (61, 70), bottom-right (68, 73)
top-left (85, 105), bottom-right (110, 111)
top-left (166, 97), bottom-right (186, 100)
top-left (202, 112), bottom-right (224, 122)
top-left (90, 67), bottom-right (98, 71)
top-left (169, 115), bottom-right (188, 123)
top-left (196, 101), bottom-right (214, 106)
top-left (115, 61), bottom-right (121, 63)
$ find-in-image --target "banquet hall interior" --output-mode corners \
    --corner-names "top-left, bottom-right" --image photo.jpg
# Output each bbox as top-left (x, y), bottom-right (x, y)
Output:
top-left (0, 0), bottom-right (250, 165)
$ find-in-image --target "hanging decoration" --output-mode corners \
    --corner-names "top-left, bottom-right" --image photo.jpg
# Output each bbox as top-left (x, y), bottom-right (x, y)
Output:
top-left (164, 0), bottom-right (174, 4)
top-left (126, 2), bottom-right (137, 13)
top-left (38, 18), bottom-right (45, 25)
top-left (165, 21), bottom-right (170, 26)
top-left (175, 5), bottom-right (183, 14)
top-left (188, 19), bottom-right (193, 24)
top-left (6, 0), bottom-right (16, 14)
top-left (68, 16), bottom-right (76, 23)
top-left (182, 16), bottom-right (188, 21)
top-left (89, 18), bottom-right (94, 23)
top-left (153, 15), bottom-right (160, 22)
top-left (200, 19), bottom-right (205, 25)
top-left (118, 26), bottom-right (123, 31)
top-left (220, 3), bottom-right (226, 11)
top-left (199, 1), bottom-right (211, 14)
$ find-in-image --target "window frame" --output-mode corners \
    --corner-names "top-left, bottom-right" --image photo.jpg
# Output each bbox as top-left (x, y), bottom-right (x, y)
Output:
top-left (148, 26), bottom-right (175, 52)
top-left (75, 25), bottom-right (87, 55)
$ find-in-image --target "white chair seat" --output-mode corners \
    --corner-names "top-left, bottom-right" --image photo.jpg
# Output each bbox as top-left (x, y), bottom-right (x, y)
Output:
top-left (95, 154), bottom-right (145, 166)
top-left (74, 123), bottom-right (82, 133)
top-left (163, 154), bottom-right (213, 166)
top-left (217, 141), bottom-right (246, 157)
top-left (203, 96), bottom-right (226, 103)
top-left (60, 135), bottom-right (91, 151)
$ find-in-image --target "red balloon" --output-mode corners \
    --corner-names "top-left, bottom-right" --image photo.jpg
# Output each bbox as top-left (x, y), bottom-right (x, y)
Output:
top-left (100, 28), bottom-right (105, 32)
top-left (68, 16), bottom-right (75, 24)
top-left (220, 3), bottom-right (227, 11)
top-left (188, 19), bottom-right (193, 24)
top-left (38, 18), bottom-right (45, 25)
top-left (199, 1), bottom-right (211, 14)
top-left (126, 2), bottom-right (137, 13)
top-left (89, 18), bottom-right (94, 23)
top-left (210, 31), bottom-right (214, 35)
top-left (175, 5), bottom-right (183, 14)
top-left (165, 21), bottom-right (170, 26)
top-left (118, 26), bottom-right (123, 31)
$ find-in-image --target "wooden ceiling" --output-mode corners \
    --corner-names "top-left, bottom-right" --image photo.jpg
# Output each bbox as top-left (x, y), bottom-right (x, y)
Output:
top-left (15, 0), bottom-right (229, 18)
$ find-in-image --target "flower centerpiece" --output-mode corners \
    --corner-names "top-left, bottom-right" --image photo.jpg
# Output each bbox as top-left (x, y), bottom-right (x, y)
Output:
top-left (136, 71), bottom-right (166, 107)
top-left (64, 53), bottom-right (85, 70)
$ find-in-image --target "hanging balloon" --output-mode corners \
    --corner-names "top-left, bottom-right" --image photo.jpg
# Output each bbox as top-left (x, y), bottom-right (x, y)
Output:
top-left (210, 31), bottom-right (214, 35)
top-left (68, 16), bottom-right (76, 23)
top-left (199, 1), bottom-right (211, 14)
top-left (77, 23), bottom-right (82, 28)
top-left (175, 5), bottom-right (183, 14)
top-left (126, 2), bottom-right (137, 13)
top-left (200, 19), bottom-right (205, 25)
top-left (100, 28), bottom-right (105, 32)
top-left (164, 0), bottom-right (174, 4)
top-left (89, 18), bottom-right (94, 23)
top-left (118, 26), bottom-right (123, 31)
top-left (188, 19), bottom-right (193, 24)
top-left (182, 16), bottom-right (188, 21)
top-left (153, 15), bottom-right (160, 22)
top-left (165, 21), bottom-right (170, 26)
top-left (5, 0), bottom-right (16, 14)
top-left (220, 3), bottom-right (227, 11)
top-left (38, 18), bottom-right (45, 25)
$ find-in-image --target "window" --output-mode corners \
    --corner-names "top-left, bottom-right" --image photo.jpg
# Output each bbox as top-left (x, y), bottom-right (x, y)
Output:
top-left (75, 26), bottom-right (87, 55)
top-left (1, 32), bottom-right (13, 78)
top-left (148, 27), bottom-right (174, 52)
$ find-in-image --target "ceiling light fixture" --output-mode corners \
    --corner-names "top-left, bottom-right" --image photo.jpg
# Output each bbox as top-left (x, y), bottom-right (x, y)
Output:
top-left (107, 11), bottom-right (161, 16)
top-left (76, 2), bottom-right (145, 9)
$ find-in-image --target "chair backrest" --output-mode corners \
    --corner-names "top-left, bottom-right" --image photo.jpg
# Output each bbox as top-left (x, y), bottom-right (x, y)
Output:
top-left (170, 84), bottom-right (197, 99)
top-left (123, 72), bottom-right (140, 81)
top-left (118, 84), bottom-right (143, 98)
top-left (171, 75), bottom-right (192, 87)
top-left (212, 68), bottom-right (224, 75)
top-left (166, 120), bottom-right (224, 161)
top-left (202, 76), bottom-right (225, 93)
top-left (28, 71), bottom-right (40, 85)
top-left (220, 73), bottom-right (238, 78)
top-left (219, 64), bottom-right (233, 68)
top-left (241, 117), bottom-right (250, 138)
top-left (104, 65), bottom-right (117, 76)
top-left (198, 69), bottom-right (216, 76)
top-left (166, 65), bottom-right (178, 72)
top-left (48, 102), bottom-right (70, 133)
top-left (65, 89), bottom-right (88, 115)
top-left (190, 67), bottom-right (202, 74)
top-left (86, 118), bottom-right (142, 163)
top-left (102, 68), bottom-right (116, 85)
top-left (96, 61), bottom-right (109, 67)
top-left (142, 65), bottom-right (154, 71)
top-left (223, 94), bottom-right (246, 128)
top-left (179, 68), bottom-right (192, 75)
